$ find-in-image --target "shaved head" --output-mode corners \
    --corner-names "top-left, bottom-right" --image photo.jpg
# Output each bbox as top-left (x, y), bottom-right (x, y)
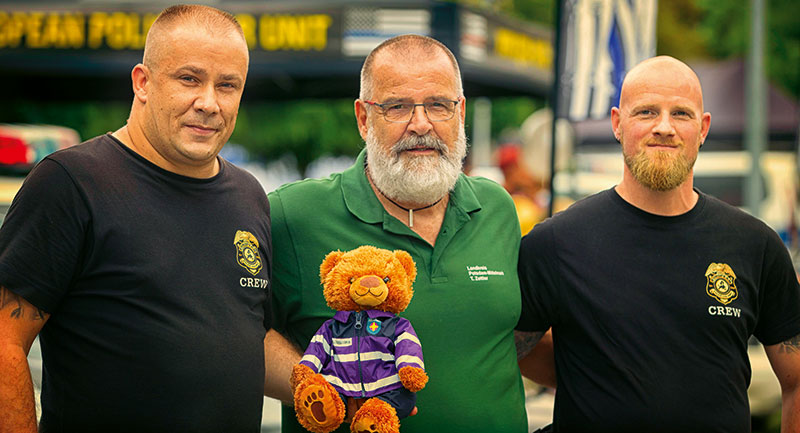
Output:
top-left (143, 4), bottom-right (246, 70)
top-left (611, 55), bottom-right (711, 193)
top-left (619, 56), bottom-right (704, 112)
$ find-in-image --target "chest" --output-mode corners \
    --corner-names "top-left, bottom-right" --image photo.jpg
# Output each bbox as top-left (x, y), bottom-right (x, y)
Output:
top-left (555, 223), bottom-right (764, 341)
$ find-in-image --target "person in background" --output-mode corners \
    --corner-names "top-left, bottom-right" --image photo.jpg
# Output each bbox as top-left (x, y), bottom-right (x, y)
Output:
top-left (0, 5), bottom-right (271, 432)
top-left (515, 55), bottom-right (800, 433)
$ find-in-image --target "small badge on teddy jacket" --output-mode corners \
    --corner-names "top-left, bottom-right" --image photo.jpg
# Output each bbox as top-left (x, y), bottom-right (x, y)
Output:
top-left (291, 245), bottom-right (428, 433)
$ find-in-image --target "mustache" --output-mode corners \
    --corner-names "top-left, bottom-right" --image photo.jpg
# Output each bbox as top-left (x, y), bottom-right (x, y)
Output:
top-left (391, 134), bottom-right (448, 155)
top-left (184, 118), bottom-right (223, 130)
top-left (647, 137), bottom-right (680, 146)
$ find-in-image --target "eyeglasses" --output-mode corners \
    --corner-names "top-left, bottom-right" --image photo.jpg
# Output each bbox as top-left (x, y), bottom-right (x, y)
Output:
top-left (363, 98), bottom-right (460, 123)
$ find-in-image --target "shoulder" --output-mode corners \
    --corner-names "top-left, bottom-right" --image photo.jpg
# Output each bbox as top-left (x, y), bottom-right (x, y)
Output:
top-left (697, 192), bottom-right (791, 262)
top-left (221, 160), bottom-right (267, 193)
top-left (459, 174), bottom-right (515, 209)
top-left (699, 191), bottom-right (774, 233)
top-left (461, 174), bottom-right (510, 196)
top-left (269, 173), bottom-right (343, 202)
top-left (45, 134), bottom-right (117, 166)
top-left (545, 189), bottom-right (612, 227)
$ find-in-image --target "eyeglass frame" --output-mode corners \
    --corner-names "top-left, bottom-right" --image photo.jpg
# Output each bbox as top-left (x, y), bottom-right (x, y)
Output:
top-left (361, 97), bottom-right (462, 123)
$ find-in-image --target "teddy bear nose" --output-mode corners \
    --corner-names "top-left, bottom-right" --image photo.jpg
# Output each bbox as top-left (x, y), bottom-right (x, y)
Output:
top-left (359, 276), bottom-right (382, 288)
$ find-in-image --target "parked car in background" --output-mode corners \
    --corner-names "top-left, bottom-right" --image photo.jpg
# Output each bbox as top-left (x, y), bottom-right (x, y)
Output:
top-left (0, 124), bottom-right (81, 222)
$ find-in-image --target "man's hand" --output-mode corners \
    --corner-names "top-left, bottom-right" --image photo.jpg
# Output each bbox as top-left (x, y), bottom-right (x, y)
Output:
top-left (343, 399), bottom-right (418, 423)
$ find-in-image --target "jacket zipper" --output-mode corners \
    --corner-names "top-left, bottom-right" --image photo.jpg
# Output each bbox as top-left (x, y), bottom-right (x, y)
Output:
top-left (354, 311), bottom-right (366, 398)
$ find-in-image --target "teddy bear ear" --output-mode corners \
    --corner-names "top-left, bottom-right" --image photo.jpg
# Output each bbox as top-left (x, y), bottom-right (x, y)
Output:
top-left (320, 250), bottom-right (345, 284)
top-left (393, 250), bottom-right (417, 282)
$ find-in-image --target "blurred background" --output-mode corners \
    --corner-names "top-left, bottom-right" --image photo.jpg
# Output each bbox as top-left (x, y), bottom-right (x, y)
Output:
top-left (1, 0), bottom-right (798, 431)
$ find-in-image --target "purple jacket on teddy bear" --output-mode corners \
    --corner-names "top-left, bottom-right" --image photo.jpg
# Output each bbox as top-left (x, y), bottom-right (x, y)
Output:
top-left (299, 309), bottom-right (425, 398)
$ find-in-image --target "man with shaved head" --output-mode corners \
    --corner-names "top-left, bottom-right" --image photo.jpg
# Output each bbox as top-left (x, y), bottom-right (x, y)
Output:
top-left (0, 4), bottom-right (271, 432)
top-left (516, 56), bottom-right (800, 432)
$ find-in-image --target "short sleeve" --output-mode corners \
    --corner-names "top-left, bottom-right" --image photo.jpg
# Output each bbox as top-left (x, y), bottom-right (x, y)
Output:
top-left (516, 220), bottom-right (560, 332)
top-left (0, 158), bottom-right (90, 312)
top-left (753, 232), bottom-right (800, 345)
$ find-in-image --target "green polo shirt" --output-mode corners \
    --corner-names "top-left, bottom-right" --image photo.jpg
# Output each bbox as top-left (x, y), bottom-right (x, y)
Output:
top-left (269, 149), bottom-right (527, 433)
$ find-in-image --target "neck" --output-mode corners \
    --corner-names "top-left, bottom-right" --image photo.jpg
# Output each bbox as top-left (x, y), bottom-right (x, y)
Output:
top-left (366, 169), bottom-right (448, 244)
top-left (112, 122), bottom-right (219, 179)
top-left (615, 174), bottom-right (698, 216)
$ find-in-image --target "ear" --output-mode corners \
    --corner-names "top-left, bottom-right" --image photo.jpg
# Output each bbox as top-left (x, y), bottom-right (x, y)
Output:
top-left (458, 96), bottom-right (466, 125)
top-left (131, 63), bottom-right (150, 104)
top-left (355, 99), bottom-right (369, 141)
top-left (393, 250), bottom-right (416, 283)
top-left (319, 250), bottom-right (344, 284)
top-left (699, 112), bottom-right (711, 145)
top-left (610, 107), bottom-right (621, 142)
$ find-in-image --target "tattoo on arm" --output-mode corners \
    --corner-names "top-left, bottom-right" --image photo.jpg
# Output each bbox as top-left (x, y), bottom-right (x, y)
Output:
top-left (0, 285), bottom-right (47, 321)
top-left (778, 333), bottom-right (800, 355)
top-left (515, 331), bottom-right (545, 360)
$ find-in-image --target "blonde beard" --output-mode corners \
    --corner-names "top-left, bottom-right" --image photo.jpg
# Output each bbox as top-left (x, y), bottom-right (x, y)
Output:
top-left (365, 125), bottom-right (467, 205)
top-left (624, 147), bottom-right (696, 191)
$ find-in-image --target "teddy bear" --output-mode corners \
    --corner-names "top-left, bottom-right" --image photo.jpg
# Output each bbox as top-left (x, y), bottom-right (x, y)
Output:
top-left (291, 245), bottom-right (428, 433)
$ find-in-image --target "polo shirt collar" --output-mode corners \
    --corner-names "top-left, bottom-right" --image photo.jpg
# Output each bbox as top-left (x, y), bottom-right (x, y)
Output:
top-left (341, 148), bottom-right (481, 225)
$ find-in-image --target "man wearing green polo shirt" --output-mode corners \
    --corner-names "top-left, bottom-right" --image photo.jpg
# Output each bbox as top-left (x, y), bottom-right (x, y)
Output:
top-left (264, 34), bottom-right (546, 432)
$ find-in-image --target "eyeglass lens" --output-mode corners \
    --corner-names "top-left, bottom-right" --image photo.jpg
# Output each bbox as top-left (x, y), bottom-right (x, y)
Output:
top-left (383, 101), bottom-right (457, 122)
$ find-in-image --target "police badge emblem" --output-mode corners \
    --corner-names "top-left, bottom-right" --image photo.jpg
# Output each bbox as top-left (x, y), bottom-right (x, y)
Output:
top-left (234, 230), bottom-right (262, 276)
top-left (705, 263), bottom-right (738, 305)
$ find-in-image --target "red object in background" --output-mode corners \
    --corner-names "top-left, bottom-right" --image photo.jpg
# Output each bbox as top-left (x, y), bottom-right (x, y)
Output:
top-left (0, 135), bottom-right (29, 165)
top-left (497, 145), bottom-right (522, 170)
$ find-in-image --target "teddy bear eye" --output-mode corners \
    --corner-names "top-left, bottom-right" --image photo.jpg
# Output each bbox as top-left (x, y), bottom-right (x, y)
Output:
top-left (383, 277), bottom-right (390, 283)
top-left (349, 277), bottom-right (355, 283)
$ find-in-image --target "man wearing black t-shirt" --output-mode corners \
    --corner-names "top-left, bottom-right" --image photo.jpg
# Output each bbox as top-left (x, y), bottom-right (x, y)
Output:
top-left (0, 5), bottom-right (271, 433)
top-left (516, 56), bottom-right (800, 432)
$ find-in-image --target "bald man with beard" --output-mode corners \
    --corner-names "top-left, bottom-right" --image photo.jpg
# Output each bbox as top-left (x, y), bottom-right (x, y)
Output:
top-left (515, 56), bottom-right (800, 432)
top-left (0, 5), bottom-right (271, 432)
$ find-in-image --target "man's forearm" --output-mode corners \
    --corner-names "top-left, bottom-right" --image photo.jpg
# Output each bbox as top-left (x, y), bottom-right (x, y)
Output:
top-left (515, 329), bottom-right (556, 388)
top-left (264, 329), bottom-right (302, 405)
top-left (781, 388), bottom-right (800, 433)
top-left (0, 345), bottom-right (38, 433)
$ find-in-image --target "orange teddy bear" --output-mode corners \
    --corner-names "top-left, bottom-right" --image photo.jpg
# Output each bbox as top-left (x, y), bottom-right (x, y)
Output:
top-left (291, 245), bottom-right (428, 433)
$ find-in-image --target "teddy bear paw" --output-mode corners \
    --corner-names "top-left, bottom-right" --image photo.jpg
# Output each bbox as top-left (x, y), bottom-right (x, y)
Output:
top-left (351, 417), bottom-right (380, 433)
top-left (350, 398), bottom-right (399, 433)
top-left (295, 381), bottom-right (344, 433)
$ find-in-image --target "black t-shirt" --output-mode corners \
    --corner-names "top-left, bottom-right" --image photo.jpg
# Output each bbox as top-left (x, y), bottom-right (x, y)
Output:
top-left (0, 134), bottom-right (272, 432)
top-left (517, 188), bottom-right (800, 433)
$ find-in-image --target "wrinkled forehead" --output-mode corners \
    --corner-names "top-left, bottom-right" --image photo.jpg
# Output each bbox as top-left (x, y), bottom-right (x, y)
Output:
top-left (370, 50), bottom-right (459, 96)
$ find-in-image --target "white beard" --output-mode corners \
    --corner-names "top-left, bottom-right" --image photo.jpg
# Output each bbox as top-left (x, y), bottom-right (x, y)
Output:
top-left (366, 124), bottom-right (467, 205)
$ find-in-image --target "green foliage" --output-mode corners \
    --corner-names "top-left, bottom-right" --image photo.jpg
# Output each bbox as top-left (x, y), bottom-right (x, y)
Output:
top-left (0, 101), bottom-right (129, 141)
top-left (656, 0), bottom-right (708, 60)
top-left (231, 99), bottom-right (364, 174)
top-left (485, 97), bottom-right (545, 139)
top-left (687, 0), bottom-right (800, 99)
top-left (497, 0), bottom-right (555, 25)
